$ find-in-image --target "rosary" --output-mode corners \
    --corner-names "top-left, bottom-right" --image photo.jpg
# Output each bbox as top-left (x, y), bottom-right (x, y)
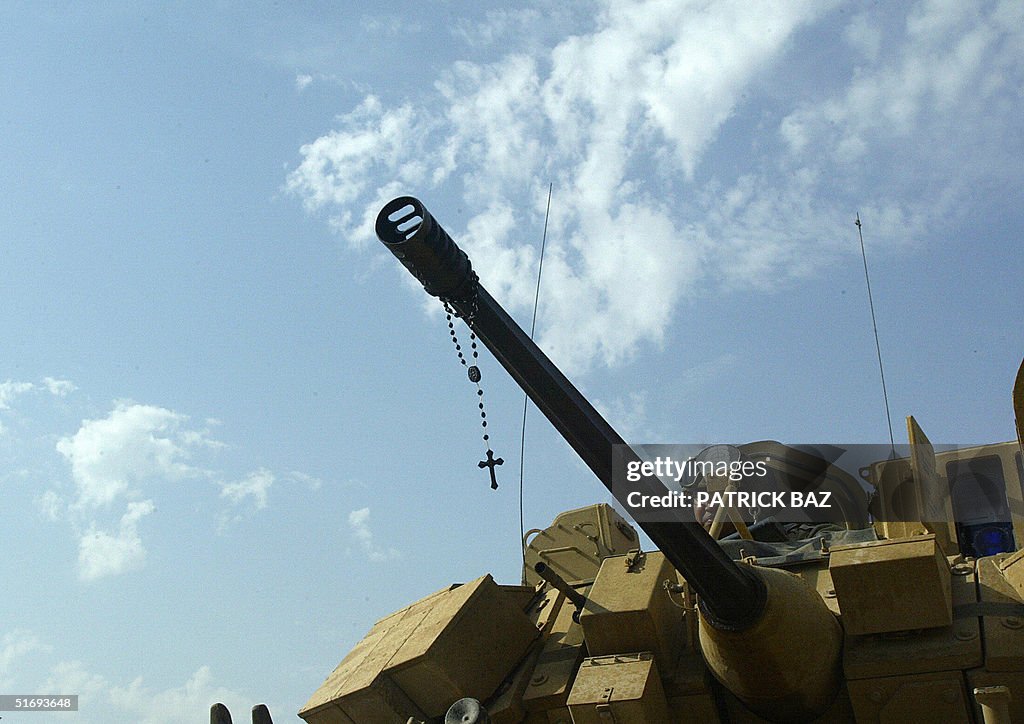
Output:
top-left (442, 292), bottom-right (503, 490)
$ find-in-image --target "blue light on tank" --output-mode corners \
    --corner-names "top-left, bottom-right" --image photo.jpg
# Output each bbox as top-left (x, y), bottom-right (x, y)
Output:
top-left (972, 526), bottom-right (1014, 557)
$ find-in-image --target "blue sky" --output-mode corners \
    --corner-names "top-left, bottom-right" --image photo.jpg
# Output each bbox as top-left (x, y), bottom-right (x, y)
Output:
top-left (2, 2), bottom-right (1022, 721)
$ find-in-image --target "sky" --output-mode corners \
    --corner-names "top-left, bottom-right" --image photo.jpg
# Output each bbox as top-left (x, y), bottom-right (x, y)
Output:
top-left (2, 1), bottom-right (1023, 721)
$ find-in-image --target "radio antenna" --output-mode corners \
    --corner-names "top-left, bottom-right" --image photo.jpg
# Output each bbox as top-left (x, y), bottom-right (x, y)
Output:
top-left (856, 213), bottom-right (896, 453)
top-left (519, 183), bottom-right (553, 570)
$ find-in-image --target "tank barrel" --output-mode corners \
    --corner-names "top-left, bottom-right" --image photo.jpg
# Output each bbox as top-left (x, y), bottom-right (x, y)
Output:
top-left (376, 196), bottom-right (766, 631)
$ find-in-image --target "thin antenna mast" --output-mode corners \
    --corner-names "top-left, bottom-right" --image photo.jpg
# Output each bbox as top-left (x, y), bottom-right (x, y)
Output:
top-left (519, 183), bottom-right (553, 569)
top-left (856, 213), bottom-right (896, 453)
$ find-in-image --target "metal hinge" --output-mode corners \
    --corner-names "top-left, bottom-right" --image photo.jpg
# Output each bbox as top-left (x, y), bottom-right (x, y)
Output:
top-left (596, 686), bottom-right (616, 722)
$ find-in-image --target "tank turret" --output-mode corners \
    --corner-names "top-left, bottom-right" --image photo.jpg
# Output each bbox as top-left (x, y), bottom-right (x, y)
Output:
top-left (370, 196), bottom-right (843, 720)
top-left (278, 198), bottom-right (1024, 724)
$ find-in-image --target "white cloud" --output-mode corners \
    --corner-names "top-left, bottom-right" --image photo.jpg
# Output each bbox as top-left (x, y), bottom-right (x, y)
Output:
top-left (220, 468), bottom-right (274, 509)
top-left (348, 507), bottom-right (399, 561)
top-left (594, 391), bottom-right (651, 443)
top-left (44, 397), bottom-right (318, 572)
top-left (360, 13), bottom-right (419, 36)
top-left (284, 470), bottom-right (323, 491)
top-left (42, 376), bottom-right (76, 396)
top-left (780, 0), bottom-right (1023, 173)
top-left (38, 489), bottom-right (65, 520)
top-left (452, 8), bottom-right (544, 49)
top-left (78, 500), bottom-right (155, 581)
top-left (44, 659), bottom-right (109, 704)
top-left (295, 73), bottom-right (313, 91)
top-left (0, 379), bottom-right (34, 409)
top-left (285, 96), bottom-right (437, 246)
top-left (285, 1), bottom-right (831, 373)
top-left (52, 401), bottom-right (206, 578)
top-left (437, 54), bottom-right (544, 198)
top-left (0, 377), bottom-right (75, 411)
top-left (108, 665), bottom-right (254, 724)
top-left (42, 658), bottom-right (255, 724)
top-left (1, 629), bottom-right (52, 689)
top-left (54, 401), bottom-right (200, 580)
top-left (218, 470), bottom-right (323, 530)
top-left (56, 402), bottom-right (212, 509)
top-left (290, 0), bottom-right (1023, 375)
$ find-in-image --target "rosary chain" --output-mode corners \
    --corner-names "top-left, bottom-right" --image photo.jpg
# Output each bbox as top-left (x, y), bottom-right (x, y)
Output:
top-left (442, 286), bottom-right (501, 489)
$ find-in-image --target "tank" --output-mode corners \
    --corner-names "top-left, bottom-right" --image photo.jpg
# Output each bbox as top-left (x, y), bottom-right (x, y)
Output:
top-left (215, 198), bottom-right (1024, 724)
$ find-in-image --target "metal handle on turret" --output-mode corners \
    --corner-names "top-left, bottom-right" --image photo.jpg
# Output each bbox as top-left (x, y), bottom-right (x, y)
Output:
top-left (534, 562), bottom-right (588, 610)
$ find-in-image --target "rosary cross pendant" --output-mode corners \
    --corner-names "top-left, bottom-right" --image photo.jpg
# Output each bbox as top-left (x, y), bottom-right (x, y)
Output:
top-left (478, 449), bottom-right (504, 490)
